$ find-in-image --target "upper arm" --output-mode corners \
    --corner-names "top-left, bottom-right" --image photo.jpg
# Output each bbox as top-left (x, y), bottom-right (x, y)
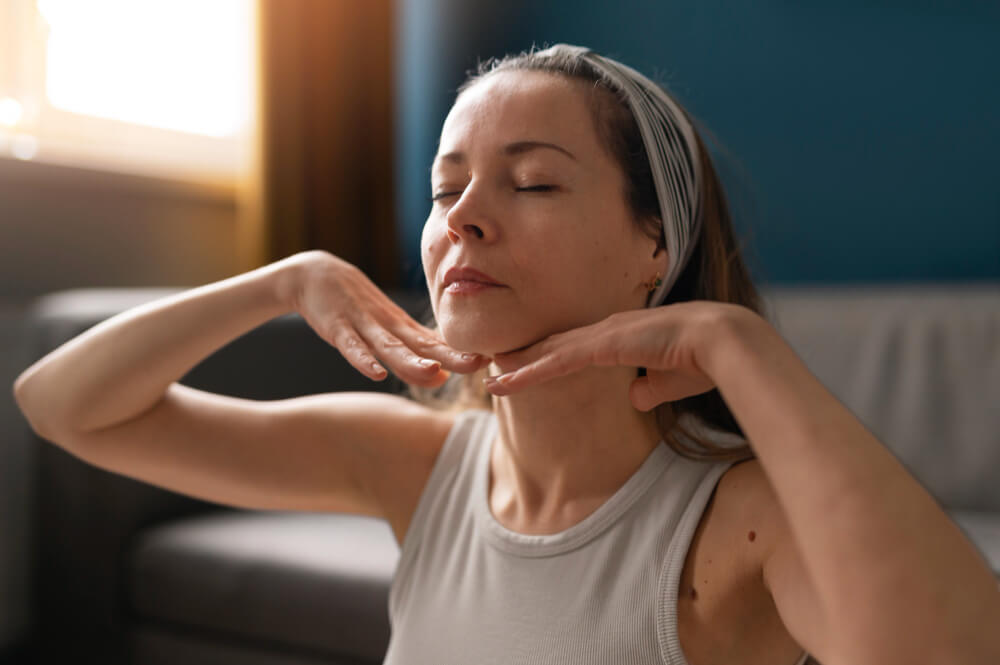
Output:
top-left (751, 460), bottom-right (835, 663)
top-left (54, 383), bottom-right (455, 534)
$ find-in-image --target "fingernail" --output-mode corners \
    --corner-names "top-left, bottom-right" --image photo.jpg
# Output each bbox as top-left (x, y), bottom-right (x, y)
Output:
top-left (417, 358), bottom-right (439, 368)
top-left (461, 352), bottom-right (478, 362)
top-left (487, 373), bottom-right (512, 386)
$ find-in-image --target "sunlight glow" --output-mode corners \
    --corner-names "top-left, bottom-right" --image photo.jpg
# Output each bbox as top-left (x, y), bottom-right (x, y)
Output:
top-left (36, 0), bottom-right (251, 137)
top-left (11, 133), bottom-right (39, 160)
top-left (0, 97), bottom-right (24, 127)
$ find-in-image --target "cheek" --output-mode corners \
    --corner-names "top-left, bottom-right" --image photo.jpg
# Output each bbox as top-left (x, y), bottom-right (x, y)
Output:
top-left (551, 216), bottom-right (637, 307)
top-left (418, 228), bottom-right (441, 322)
top-left (419, 220), bottom-right (441, 273)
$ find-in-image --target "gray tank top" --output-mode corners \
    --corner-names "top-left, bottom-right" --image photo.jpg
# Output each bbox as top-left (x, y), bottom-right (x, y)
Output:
top-left (385, 408), bottom-right (810, 665)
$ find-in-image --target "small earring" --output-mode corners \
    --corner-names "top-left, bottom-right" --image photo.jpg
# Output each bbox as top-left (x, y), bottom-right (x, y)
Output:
top-left (645, 272), bottom-right (662, 293)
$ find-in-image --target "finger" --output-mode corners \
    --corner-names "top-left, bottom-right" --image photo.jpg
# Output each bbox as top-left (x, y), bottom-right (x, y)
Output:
top-left (355, 318), bottom-right (456, 387)
top-left (390, 323), bottom-right (487, 374)
top-left (492, 330), bottom-right (570, 366)
top-left (628, 376), bottom-right (658, 412)
top-left (484, 341), bottom-right (595, 395)
top-left (330, 327), bottom-right (390, 381)
top-left (365, 300), bottom-right (488, 373)
top-left (491, 318), bottom-right (613, 369)
top-left (486, 319), bottom-right (637, 394)
top-left (630, 371), bottom-right (715, 410)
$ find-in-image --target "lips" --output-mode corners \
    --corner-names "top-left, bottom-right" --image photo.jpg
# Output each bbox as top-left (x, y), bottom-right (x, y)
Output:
top-left (442, 266), bottom-right (504, 288)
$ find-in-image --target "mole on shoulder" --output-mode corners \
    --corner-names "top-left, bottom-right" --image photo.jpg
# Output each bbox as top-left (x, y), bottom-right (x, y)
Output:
top-left (690, 586), bottom-right (698, 600)
top-left (748, 530), bottom-right (756, 542)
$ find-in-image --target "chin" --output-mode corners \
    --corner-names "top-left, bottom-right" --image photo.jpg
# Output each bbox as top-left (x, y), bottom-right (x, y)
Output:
top-left (437, 314), bottom-right (542, 357)
top-left (439, 326), bottom-right (508, 356)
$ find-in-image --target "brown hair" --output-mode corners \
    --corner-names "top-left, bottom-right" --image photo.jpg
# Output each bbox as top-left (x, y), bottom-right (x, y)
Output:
top-left (409, 47), bottom-right (762, 463)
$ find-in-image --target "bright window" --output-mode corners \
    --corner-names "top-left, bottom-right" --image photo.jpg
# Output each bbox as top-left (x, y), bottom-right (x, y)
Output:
top-left (0, 0), bottom-right (256, 185)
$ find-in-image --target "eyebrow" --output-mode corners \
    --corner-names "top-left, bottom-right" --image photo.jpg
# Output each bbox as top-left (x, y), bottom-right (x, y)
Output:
top-left (434, 141), bottom-right (577, 167)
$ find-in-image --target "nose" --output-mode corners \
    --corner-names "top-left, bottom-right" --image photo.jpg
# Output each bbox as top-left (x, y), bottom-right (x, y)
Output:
top-left (445, 183), bottom-right (497, 244)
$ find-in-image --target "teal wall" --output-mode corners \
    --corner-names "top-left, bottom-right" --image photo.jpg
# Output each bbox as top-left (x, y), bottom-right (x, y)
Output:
top-left (395, 1), bottom-right (999, 289)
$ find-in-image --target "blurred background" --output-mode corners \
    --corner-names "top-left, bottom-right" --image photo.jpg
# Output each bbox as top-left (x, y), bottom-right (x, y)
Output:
top-left (1, 0), bottom-right (997, 657)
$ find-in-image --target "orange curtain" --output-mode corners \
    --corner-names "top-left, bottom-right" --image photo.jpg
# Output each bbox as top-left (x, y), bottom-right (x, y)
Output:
top-left (248, 0), bottom-right (398, 287)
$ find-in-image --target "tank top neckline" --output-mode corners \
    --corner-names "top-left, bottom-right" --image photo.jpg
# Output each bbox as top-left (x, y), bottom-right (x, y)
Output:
top-left (472, 412), bottom-right (679, 558)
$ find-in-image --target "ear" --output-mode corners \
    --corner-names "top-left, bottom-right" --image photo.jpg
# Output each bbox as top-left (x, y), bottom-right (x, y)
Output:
top-left (637, 238), bottom-right (670, 308)
top-left (644, 226), bottom-right (669, 280)
top-left (652, 243), bottom-right (669, 273)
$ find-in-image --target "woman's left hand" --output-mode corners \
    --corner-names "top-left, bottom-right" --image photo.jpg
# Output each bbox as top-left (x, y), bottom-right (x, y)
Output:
top-left (484, 301), bottom-right (753, 411)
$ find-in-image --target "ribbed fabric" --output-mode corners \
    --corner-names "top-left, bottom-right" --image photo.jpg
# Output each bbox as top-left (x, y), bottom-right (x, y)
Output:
top-left (385, 409), bottom-right (809, 665)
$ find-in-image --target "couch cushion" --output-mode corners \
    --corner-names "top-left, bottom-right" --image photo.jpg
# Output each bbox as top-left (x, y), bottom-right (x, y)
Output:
top-left (951, 511), bottom-right (1000, 577)
top-left (762, 284), bottom-right (1000, 512)
top-left (128, 511), bottom-right (399, 663)
top-left (131, 623), bottom-right (364, 665)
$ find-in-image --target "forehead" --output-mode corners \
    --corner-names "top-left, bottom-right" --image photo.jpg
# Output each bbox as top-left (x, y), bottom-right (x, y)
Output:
top-left (438, 70), bottom-right (599, 157)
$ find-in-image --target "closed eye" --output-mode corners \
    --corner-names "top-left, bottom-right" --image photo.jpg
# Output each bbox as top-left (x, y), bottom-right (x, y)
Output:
top-left (430, 184), bottom-right (556, 204)
top-left (430, 191), bottom-right (462, 203)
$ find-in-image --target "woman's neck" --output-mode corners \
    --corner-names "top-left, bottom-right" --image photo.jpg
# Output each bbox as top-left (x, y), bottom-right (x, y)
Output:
top-left (487, 361), bottom-right (662, 534)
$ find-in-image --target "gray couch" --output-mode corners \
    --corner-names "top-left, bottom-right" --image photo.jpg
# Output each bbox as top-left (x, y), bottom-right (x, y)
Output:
top-left (16, 284), bottom-right (1000, 665)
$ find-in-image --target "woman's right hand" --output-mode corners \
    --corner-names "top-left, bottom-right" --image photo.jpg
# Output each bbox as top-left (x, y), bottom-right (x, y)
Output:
top-left (291, 250), bottom-right (487, 387)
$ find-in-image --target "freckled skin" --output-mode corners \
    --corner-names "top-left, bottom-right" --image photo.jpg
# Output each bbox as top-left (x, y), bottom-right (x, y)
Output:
top-left (421, 70), bottom-right (665, 356)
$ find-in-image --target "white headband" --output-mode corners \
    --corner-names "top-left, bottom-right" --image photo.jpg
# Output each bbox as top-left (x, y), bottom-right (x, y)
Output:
top-left (535, 44), bottom-right (703, 308)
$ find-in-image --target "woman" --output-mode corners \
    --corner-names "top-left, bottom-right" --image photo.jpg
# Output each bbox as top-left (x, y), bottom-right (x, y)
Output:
top-left (14, 44), bottom-right (1000, 665)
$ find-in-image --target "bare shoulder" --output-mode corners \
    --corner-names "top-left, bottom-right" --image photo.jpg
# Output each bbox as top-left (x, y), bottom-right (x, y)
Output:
top-left (711, 457), bottom-right (793, 575)
top-left (717, 458), bottom-right (780, 536)
top-left (684, 457), bottom-right (779, 588)
top-left (348, 395), bottom-right (459, 542)
top-left (677, 457), bottom-right (805, 664)
top-left (271, 391), bottom-right (459, 544)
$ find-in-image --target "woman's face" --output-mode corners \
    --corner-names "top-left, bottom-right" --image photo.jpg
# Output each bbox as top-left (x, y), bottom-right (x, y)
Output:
top-left (421, 70), bottom-right (666, 355)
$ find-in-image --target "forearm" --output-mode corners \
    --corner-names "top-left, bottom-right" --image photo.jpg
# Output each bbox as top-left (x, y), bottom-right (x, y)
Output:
top-left (703, 308), bottom-right (1000, 663)
top-left (13, 252), bottom-right (313, 438)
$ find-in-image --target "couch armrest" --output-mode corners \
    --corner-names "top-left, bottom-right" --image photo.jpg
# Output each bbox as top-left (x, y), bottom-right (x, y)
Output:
top-left (24, 287), bottom-right (430, 664)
